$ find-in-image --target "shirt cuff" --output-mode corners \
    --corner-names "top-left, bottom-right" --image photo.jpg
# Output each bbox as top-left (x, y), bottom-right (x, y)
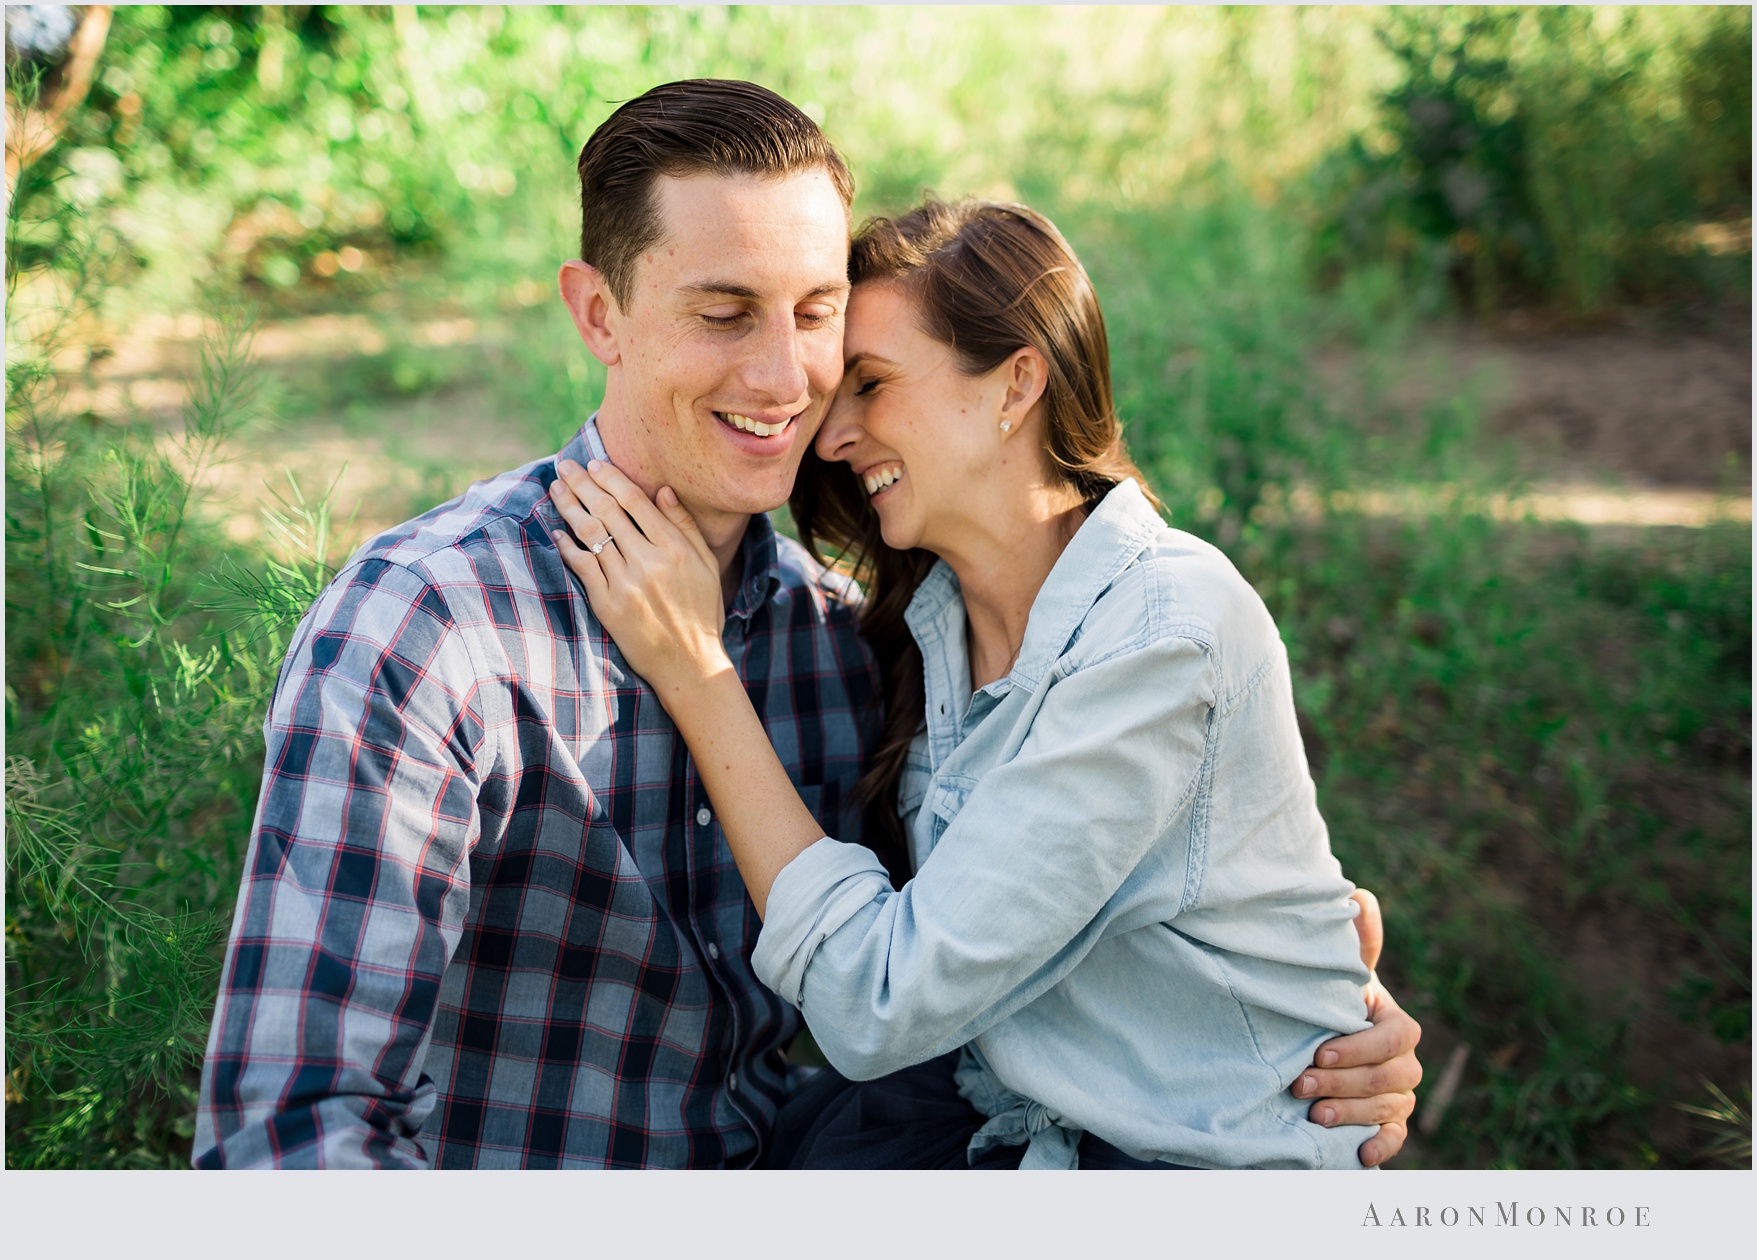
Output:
top-left (752, 836), bottom-right (892, 1007)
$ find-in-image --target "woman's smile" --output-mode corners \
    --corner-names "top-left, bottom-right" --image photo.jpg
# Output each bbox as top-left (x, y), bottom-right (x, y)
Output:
top-left (859, 462), bottom-right (905, 498)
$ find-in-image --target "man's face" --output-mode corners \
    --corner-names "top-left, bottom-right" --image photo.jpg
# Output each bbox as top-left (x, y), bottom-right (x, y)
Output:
top-left (598, 169), bottom-right (851, 520)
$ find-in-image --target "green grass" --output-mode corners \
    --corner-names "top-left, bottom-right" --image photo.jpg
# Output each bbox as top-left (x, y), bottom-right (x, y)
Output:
top-left (6, 5), bottom-right (1749, 1169)
top-left (1255, 512), bottom-right (1749, 1166)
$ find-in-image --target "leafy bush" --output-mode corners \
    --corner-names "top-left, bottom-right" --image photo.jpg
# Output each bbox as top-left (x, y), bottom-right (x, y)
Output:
top-left (22, 7), bottom-right (1752, 326)
top-left (1311, 6), bottom-right (1752, 315)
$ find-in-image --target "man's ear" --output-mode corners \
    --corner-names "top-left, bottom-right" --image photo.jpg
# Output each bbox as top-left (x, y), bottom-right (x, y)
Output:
top-left (997, 345), bottom-right (1050, 434)
top-left (559, 260), bottom-right (623, 368)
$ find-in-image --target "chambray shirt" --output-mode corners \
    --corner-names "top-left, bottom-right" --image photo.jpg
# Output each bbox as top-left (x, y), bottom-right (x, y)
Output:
top-left (194, 417), bottom-right (877, 1169)
top-left (753, 479), bottom-right (1375, 1169)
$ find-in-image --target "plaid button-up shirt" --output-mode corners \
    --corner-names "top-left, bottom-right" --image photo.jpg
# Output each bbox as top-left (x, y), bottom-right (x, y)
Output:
top-left (194, 419), bottom-right (878, 1168)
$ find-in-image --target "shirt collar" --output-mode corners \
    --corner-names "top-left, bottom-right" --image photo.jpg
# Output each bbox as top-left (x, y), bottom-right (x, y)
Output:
top-left (551, 414), bottom-right (783, 626)
top-left (553, 412), bottom-right (612, 471)
top-left (904, 479), bottom-right (1165, 691)
top-left (727, 509), bottom-right (783, 624)
top-left (903, 557), bottom-right (965, 647)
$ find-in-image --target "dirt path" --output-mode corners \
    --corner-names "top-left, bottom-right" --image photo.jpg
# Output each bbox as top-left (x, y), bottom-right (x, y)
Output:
top-left (1324, 312), bottom-right (1752, 492)
top-left (1483, 323), bottom-right (1751, 490)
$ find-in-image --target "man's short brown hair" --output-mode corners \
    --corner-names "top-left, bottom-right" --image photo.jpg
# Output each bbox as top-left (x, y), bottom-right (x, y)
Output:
top-left (576, 79), bottom-right (855, 309)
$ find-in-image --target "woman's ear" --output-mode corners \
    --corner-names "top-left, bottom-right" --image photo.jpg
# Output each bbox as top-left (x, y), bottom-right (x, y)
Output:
top-left (997, 345), bottom-right (1050, 435)
top-left (559, 260), bottom-right (622, 367)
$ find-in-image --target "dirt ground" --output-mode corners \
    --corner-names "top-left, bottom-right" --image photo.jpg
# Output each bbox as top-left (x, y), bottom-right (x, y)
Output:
top-left (1482, 322), bottom-right (1751, 490)
top-left (1329, 309), bottom-right (1752, 492)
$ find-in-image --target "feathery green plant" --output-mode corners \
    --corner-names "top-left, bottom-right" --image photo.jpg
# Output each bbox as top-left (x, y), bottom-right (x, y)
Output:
top-left (4, 137), bottom-right (338, 1167)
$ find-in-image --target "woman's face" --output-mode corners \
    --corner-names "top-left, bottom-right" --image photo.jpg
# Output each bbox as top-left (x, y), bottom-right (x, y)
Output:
top-left (815, 282), bottom-right (1010, 555)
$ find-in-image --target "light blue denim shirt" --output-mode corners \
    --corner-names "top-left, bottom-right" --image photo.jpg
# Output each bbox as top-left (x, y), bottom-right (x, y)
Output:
top-left (752, 479), bottom-right (1374, 1169)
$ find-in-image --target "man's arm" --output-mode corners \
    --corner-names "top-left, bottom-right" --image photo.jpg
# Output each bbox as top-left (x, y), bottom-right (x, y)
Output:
top-left (193, 559), bottom-right (486, 1168)
top-left (1292, 888), bottom-right (1423, 1167)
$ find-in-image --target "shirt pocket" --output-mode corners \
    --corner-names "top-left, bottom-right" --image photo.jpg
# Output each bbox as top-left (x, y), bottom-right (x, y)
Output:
top-left (926, 773), bottom-right (980, 848)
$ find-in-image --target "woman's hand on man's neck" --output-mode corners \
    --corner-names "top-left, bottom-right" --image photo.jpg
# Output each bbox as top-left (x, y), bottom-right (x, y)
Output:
top-left (593, 405), bottom-right (752, 609)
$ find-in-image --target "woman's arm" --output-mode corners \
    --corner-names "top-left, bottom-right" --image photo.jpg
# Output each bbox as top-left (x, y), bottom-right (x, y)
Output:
top-left (546, 459), bottom-right (827, 915)
top-left (551, 462), bottom-right (1208, 998)
top-left (653, 667), bottom-right (837, 917)
top-left (756, 633), bottom-right (1218, 1075)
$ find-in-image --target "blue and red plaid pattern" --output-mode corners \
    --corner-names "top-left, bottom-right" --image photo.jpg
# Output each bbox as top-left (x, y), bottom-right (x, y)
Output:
top-left (193, 420), bottom-right (879, 1168)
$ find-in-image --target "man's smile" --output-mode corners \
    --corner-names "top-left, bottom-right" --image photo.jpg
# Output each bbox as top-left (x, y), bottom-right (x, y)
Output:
top-left (711, 406), bottom-right (813, 458)
top-left (717, 410), bottom-right (797, 438)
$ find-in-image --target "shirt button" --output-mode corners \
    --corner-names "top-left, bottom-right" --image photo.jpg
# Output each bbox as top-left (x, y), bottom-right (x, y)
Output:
top-left (695, 806), bottom-right (712, 827)
top-left (706, 941), bottom-right (721, 961)
top-left (939, 703), bottom-right (947, 715)
top-left (728, 1072), bottom-right (738, 1092)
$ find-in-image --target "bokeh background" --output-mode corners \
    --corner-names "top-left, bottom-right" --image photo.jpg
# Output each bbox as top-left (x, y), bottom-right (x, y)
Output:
top-left (5, 5), bottom-right (1750, 1170)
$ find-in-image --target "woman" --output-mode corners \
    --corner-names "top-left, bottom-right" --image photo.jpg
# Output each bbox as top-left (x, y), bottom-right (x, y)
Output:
top-left (549, 199), bottom-right (1383, 1169)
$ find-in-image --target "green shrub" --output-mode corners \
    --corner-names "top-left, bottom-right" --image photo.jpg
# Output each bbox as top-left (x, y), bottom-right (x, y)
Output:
top-left (1311, 6), bottom-right (1752, 316)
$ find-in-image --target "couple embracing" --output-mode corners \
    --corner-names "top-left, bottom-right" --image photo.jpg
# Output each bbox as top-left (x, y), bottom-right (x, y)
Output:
top-left (195, 79), bottom-right (1420, 1171)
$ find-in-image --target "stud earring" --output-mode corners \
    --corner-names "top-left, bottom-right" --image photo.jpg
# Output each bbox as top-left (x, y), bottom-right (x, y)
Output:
top-left (1000, 420), bottom-right (1012, 433)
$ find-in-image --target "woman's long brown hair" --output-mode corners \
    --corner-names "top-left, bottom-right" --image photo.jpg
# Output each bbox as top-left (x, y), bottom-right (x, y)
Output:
top-left (792, 198), bottom-right (1161, 883)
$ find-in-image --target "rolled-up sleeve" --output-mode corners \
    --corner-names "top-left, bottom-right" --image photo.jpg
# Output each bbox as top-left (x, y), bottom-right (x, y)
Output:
top-left (193, 559), bottom-right (486, 1169)
top-left (753, 635), bottom-right (1215, 1080)
top-left (752, 837), bottom-right (892, 1006)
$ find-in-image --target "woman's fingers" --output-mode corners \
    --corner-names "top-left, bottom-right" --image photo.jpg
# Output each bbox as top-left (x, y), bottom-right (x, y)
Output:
top-left (657, 485), bottom-right (718, 569)
top-left (581, 459), bottom-right (675, 546)
top-left (549, 474), bottom-right (626, 577)
top-left (547, 473), bottom-right (600, 545)
top-left (553, 527), bottom-right (609, 604)
top-left (555, 458), bottom-right (641, 551)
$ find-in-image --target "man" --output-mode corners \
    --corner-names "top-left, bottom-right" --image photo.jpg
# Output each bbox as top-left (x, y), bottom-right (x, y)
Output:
top-left (194, 79), bottom-right (1419, 1169)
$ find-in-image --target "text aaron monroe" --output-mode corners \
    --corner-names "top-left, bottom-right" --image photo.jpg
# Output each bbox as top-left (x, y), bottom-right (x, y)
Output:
top-left (1362, 1202), bottom-right (1653, 1228)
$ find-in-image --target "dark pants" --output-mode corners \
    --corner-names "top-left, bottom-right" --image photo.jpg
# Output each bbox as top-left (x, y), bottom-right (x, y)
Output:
top-left (763, 1050), bottom-right (1183, 1169)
